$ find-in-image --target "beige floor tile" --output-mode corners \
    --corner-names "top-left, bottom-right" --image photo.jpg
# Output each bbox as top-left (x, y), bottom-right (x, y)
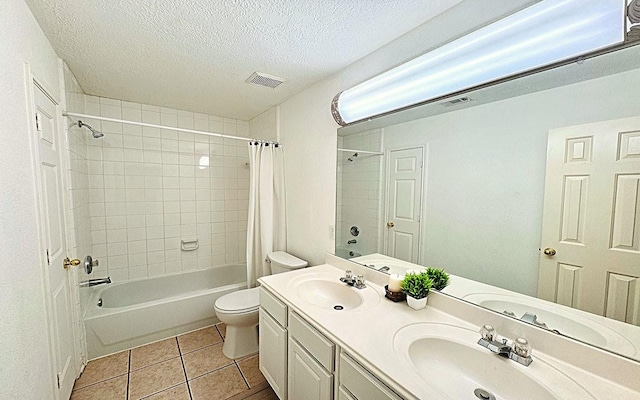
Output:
top-left (182, 342), bottom-right (234, 379)
top-left (128, 357), bottom-right (185, 400)
top-left (227, 382), bottom-right (274, 400)
top-left (178, 326), bottom-right (223, 354)
top-left (70, 375), bottom-right (127, 400)
top-left (74, 351), bottom-right (129, 389)
top-left (237, 355), bottom-right (266, 388)
top-left (141, 383), bottom-right (190, 399)
top-left (190, 364), bottom-right (249, 400)
top-left (216, 322), bottom-right (226, 338)
top-left (130, 338), bottom-right (180, 370)
top-left (243, 386), bottom-right (279, 400)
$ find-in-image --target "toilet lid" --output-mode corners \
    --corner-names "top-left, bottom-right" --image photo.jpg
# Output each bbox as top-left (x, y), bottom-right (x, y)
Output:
top-left (215, 287), bottom-right (260, 312)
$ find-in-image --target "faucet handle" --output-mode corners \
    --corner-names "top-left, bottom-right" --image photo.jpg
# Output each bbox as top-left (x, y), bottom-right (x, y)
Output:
top-left (356, 275), bottom-right (365, 286)
top-left (513, 337), bottom-right (532, 357)
top-left (345, 270), bottom-right (353, 279)
top-left (479, 324), bottom-right (496, 342)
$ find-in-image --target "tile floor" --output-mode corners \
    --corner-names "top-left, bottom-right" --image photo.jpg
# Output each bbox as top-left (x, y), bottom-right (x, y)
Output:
top-left (71, 323), bottom-right (277, 400)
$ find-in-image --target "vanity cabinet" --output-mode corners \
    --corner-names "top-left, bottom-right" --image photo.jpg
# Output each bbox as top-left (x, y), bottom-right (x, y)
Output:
top-left (260, 286), bottom-right (402, 400)
top-left (338, 352), bottom-right (403, 400)
top-left (288, 311), bottom-right (335, 400)
top-left (259, 288), bottom-right (288, 400)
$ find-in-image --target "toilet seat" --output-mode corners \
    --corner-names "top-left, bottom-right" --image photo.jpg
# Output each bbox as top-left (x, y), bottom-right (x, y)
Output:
top-left (215, 287), bottom-right (259, 313)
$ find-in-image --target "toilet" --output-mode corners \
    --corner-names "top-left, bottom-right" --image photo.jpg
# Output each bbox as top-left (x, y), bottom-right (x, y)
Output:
top-left (214, 251), bottom-right (307, 358)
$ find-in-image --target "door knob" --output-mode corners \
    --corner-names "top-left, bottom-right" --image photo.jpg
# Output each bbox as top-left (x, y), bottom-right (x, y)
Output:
top-left (387, 221), bottom-right (395, 228)
top-left (63, 257), bottom-right (81, 269)
top-left (543, 248), bottom-right (556, 256)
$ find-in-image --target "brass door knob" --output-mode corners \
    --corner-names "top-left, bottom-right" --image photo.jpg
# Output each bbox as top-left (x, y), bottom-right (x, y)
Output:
top-left (387, 221), bottom-right (395, 228)
top-left (63, 257), bottom-right (81, 269)
top-left (543, 248), bottom-right (556, 256)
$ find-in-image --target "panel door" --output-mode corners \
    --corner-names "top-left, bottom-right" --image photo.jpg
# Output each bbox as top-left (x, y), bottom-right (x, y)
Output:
top-left (288, 339), bottom-right (332, 400)
top-left (259, 309), bottom-right (288, 399)
top-left (385, 147), bottom-right (423, 263)
top-left (538, 116), bottom-right (640, 324)
top-left (34, 81), bottom-right (77, 398)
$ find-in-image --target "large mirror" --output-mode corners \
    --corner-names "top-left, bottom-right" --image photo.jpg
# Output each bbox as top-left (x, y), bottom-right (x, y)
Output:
top-left (336, 43), bottom-right (640, 362)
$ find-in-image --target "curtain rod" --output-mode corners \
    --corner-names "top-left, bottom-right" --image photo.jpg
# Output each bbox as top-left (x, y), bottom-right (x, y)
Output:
top-left (62, 111), bottom-right (280, 145)
top-left (337, 148), bottom-right (383, 155)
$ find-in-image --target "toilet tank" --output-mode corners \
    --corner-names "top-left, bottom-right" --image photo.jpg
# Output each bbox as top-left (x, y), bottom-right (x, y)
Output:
top-left (268, 251), bottom-right (307, 274)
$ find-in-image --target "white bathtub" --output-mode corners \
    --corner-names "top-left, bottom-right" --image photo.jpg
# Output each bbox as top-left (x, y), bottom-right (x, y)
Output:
top-left (84, 264), bottom-right (246, 359)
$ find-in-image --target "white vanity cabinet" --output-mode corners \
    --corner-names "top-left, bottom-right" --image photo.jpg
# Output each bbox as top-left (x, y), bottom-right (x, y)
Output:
top-left (288, 311), bottom-right (335, 400)
top-left (259, 288), bottom-right (289, 400)
top-left (338, 352), bottom-right (403, 400)
top-left (260, 286), bottom-right (403, 400)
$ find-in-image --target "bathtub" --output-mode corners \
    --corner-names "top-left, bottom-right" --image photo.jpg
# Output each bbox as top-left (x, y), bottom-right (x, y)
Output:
top-left (84, 264), bottom-right (246, 359)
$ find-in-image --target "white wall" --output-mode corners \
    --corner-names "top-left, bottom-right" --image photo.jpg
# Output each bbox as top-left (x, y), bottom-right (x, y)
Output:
top-left (278, 0), bottom-right (535, 266)
top-left (0, 0), bottom-right (62, 397)
top-left (383, 68), bottom-right (640, 296)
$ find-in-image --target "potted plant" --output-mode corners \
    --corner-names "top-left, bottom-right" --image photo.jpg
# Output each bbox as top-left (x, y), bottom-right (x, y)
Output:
top-left (401, 272), bottom-right (433, 310)
top-left (425, 267), bottom-right (450, 291)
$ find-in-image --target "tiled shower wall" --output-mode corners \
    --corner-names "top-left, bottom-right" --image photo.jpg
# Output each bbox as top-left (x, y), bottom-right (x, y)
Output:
top-left (336, 129), bottom-right (384, 256)
top-left (63, 63), bottom-right (92, 362)
top-left (83, 96), bottom-right (250, 282)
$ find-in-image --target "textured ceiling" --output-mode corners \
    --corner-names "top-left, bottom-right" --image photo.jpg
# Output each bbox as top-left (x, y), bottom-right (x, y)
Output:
top-left (25, 0), bottom-right (464, 120)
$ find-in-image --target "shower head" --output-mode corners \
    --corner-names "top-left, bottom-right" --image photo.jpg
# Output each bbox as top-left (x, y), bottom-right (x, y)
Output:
top-left (347, 152), bottom-right (358, 162)
top-left (76, 120), bottom-right (104, 138)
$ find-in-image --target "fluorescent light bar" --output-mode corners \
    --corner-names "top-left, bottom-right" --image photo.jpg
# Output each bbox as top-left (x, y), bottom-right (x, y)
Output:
top-left (332, 0), bottom-right (625, 125)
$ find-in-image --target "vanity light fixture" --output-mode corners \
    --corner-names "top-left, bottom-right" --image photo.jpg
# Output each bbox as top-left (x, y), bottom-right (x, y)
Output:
top-left (331, 0), bottom-right (625, 125)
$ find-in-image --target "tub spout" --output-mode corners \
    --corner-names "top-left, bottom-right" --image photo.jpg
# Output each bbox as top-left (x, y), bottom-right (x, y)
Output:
top-left (80, 277), bottom-right (111, 288)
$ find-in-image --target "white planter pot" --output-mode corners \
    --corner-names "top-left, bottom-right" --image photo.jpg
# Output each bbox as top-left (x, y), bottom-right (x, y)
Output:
top-left (406, 295), bottom-right (428, 310)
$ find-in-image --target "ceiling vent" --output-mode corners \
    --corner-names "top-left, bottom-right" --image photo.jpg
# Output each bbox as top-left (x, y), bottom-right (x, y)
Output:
top-left (246, 72), bottom-right (285, 89)
top-left (441, 97), bottom-right (473, 107)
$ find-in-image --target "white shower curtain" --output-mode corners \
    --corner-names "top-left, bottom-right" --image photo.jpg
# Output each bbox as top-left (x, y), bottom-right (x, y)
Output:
top-left (246, 142), bottom-right (287, 288)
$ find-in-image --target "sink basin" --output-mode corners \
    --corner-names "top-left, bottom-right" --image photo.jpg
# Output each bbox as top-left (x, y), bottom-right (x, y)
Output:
top-left (394, 323), bottom-right (595, 400)
top-left (462, 293), bottom-right (637, 358)
top-left (291, 274), bottom-right (381, 311)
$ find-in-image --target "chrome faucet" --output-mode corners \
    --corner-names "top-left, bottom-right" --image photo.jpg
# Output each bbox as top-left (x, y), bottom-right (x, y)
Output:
top-left (477, 324), bottom-right (533, 366)
top-left (80, 277), bottom-right (112, 288)
top-left (340, 270), bottom-right (366, 289)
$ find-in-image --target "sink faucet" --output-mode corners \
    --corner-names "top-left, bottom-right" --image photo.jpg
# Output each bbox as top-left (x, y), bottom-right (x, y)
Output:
top-left (80, 277), bottom-right (112, 288)
top-left (477, 324), bottom-right (533, 366)
top-left (339, 270), bottom-right (366, 289)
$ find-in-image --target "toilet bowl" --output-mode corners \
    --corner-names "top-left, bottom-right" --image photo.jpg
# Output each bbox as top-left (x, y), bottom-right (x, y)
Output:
top-left (214, 251), bottom-right (307, 359)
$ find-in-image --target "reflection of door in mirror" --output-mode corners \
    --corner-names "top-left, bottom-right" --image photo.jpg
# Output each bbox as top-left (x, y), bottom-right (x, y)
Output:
top-left (384, 147), bottom-right (424, 263)
top-left (539, 116), bottom-right (640, 326)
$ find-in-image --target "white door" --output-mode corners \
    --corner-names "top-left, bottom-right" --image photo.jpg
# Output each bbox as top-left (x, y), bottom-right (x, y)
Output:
top-left (385, 147), bottom-right (423, 263)
top-left (33, 81), bottom-right (77, 398)
top-left (538, 116), bottom-right (640, 325)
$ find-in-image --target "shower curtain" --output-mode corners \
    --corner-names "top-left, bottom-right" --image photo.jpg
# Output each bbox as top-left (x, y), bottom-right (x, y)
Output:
top-left (246, 141), bottom-right (286, 288)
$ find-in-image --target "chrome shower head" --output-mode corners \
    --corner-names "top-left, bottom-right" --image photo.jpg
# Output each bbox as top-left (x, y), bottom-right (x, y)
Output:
top-left (77, 120), bottom-right (103, 139)
top-left (347, 152), bottom-right (358, 162)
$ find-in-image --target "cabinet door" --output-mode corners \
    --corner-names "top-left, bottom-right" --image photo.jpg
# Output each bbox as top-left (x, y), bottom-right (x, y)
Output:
top-left (288, 339), bottom-right (333, 400)
top-left (260, 309), bottom-right (287, 400)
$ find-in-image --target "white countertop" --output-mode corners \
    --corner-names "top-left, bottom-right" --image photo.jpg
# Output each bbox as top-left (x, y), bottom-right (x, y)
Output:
top-left (259, 262), bottom-right (640, 400)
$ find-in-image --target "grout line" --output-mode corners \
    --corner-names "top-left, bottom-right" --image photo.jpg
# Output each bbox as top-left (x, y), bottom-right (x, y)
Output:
top-left (235, 361), bottom-right (251, 389)
top-left (126, 350), bottom-right (131, 400)
top-left (184, 362), bottom-right (236, 382)
top-left (176, 337), bottom-right (194, 400)
top-left (179, 340), bottom-right (225, 357)
top-left (138, 382), bottom-right (186, 400)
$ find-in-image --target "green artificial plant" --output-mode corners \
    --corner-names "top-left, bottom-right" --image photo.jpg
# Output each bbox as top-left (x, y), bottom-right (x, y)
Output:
top-left (425, 267), bottom-right (450, 291)
top-left (401, 272), bottom-right (433, 299)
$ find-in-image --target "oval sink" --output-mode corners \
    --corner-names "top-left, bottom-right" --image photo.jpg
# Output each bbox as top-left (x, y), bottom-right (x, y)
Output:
top-left (291, 274), bottom-right (381, 311)
top-left (394, 323), bottom-right (595, 400)
top-left (462, 293), bottom-right (637, 357)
